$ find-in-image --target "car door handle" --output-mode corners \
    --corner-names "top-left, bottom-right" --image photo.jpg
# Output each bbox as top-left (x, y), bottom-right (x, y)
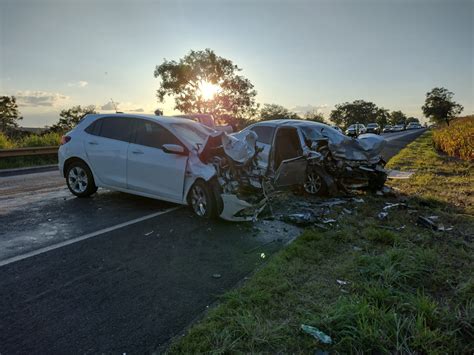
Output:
top-left (132, 150), bottom-right (144, 154)
top-left (88, 141), bottom-right (98, 145)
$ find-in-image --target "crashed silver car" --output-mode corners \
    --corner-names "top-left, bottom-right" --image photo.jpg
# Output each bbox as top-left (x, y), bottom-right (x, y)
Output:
top-left (196, 119), bottom-right (387, 221)
top-left (239, 119), bottom-right (388, 196)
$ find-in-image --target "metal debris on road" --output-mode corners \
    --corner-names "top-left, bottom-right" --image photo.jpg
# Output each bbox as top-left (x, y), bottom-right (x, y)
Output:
top-left (387, 170), bottom-right (415, 179)
top-left (301, 324), bottom-right (333, 344)
top-left (417, 216), bottom-right (453, 232)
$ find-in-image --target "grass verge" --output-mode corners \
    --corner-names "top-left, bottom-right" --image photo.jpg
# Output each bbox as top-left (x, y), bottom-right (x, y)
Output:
top-left (167, 131), bottom-right (473, 354)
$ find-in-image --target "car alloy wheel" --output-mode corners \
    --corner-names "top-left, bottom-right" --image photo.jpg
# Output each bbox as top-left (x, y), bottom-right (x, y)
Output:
top-left (190, 184), bottom-right (208, 216)
top-left (304, 171), bottom-right (322, 195)
top-left (68, 166), bottom-right (88, 194)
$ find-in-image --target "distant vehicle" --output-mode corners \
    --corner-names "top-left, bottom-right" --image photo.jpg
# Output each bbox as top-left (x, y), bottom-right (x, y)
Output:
top-left (383, 125), bottom-right (393, 133)
top-left (366, 123), bottom-right (381, 135)
top-left (174, 114), bottom-right (233, 133)
top-left (345, 123), bottom-right (367, 137)
top-left (392, 124), bottom-right (405, 132)
top-left (331, 125), bottom-right (343, 133)
top-left (406, 122), bottom-right (422, 129)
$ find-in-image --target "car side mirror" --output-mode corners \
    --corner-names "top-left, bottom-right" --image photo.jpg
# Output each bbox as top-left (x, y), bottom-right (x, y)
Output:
top-left (162, 144), bottom-right (187, 155)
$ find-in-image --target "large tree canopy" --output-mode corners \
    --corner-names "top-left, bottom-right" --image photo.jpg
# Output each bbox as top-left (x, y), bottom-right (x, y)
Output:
top-left (0, 96), bottom-right (22, 132)
top-left (154, 49), bottom-right (258, 124)
top-left (260, 104), bottom-right (300, 121)
top-left (422, 87), bottom-right (463, 126)
top-left (330, 100), bottom-right (386, 128)
top-left (389, 110), bottom-right (408, 126)
top-left (47, 105), bottom-right (97, 133)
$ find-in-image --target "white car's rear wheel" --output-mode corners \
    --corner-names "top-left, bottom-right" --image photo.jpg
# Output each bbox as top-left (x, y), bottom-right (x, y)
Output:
top-left (66, 161), bottom-right (97, 197)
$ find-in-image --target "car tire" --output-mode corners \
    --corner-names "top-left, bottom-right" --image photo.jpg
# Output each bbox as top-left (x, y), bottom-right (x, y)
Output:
top-left (303, 168), bottom-right (328, 196)
top-left (66, 161), bottom-right (98, 198)
top-left (188, 180), bottom-right (218, 218)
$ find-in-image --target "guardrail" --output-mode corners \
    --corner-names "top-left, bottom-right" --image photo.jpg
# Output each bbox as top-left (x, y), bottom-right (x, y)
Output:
top-left (0, 146), bottom-right (59, 158)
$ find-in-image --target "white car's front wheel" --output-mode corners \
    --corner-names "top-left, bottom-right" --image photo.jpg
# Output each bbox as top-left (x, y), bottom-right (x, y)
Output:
top-left (189, 180), bottom-right (217, 218)
top-left (304, 169), bottom-right (328, 196)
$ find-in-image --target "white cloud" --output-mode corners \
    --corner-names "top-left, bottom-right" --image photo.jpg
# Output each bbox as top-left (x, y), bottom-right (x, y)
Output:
top-left (16, 91), bottom-right (69, 107)
top-left (292, 104), bottom-right (329, 114)
top-left (100, 101), bottom-right (118, 110)
top-left (68, 80), bottom-right (88, 88)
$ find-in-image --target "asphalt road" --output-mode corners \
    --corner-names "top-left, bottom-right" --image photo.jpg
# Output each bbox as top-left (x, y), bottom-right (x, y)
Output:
top-left (0, 128), bottom-right (426, 354)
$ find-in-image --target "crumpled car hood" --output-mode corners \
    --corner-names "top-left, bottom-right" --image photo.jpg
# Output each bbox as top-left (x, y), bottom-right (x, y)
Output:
top-left (199, 130), bottom-right (258, 164)
top-left (326, 133), bottom-right (385, 162)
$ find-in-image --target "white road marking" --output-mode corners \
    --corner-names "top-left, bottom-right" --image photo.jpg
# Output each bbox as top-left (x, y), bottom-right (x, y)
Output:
top-left (0, 206), bottom-right (181, 268)
top-left (383, 129), bottom-right (426, 142)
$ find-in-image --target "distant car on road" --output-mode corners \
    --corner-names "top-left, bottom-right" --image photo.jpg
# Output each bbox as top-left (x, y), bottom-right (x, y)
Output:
top-left (383, 125), bottom-right (393, 133)
top-left (345, 123), bottom-right (367, 137)
top-left (406, 122), bottom-right (422, 130)
top-left (366, 123), bottom-right (381, 134)
top-left (392, 124), bottom-right (405, 132)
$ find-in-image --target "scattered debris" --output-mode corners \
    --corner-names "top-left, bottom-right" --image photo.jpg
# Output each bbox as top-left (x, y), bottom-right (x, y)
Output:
top-left (387, 170), bottom-right (415, 179)
top-left (342, 208), bottom-right (352, 215)
top-left (322, 218), bottom-right (337, 224)
top-left (352, 198), bottom-right (365, 203)
top-left (383, 202), bottom-right (407, 211)
top-left (260, 253), bottom-right (266, 259)
top-left (378, 211), bottom-right (389, 220)
top-left (336, 279), bottom-right (349, 286)
top-left (212, 273), bottom-right (222, 279)
top-left (281, 213), bottom-right (317, 226)
top-left (301, 324), bottom-right (333, 344)
top-left (353, 246), bottom-right (362, 251)
top-left (144, 231), bottom-right (154, 236)
top-left (377, 225), bottom-right (405, 231)
top-left (417, 216), bottom-right (453, 231)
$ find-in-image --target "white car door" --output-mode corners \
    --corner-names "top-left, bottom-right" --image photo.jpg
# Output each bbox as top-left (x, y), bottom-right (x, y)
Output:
top-left (84, 117), bottom-right (132, 188)
top-left (249, 125), bottom-right (275, 170)
top-left (127, 119), bottom-right (188, 202)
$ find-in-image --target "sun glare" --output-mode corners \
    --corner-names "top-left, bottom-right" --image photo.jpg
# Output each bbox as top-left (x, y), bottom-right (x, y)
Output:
top-left (198, 80), bottom-right (221, 100)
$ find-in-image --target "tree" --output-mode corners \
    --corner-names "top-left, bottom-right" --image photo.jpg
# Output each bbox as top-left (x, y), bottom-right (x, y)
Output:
top-left (407, 117), bottom-right (420, 123)
top-left (0, 96), bottom-right (23, 132)
top-left (303, 110), bottom-right (326, 123)
top-left (422, 87), bottom-right (463, 126)
top-left (330, 100), bottom-right (380, 128)
top-left (389, 110), bottom-right (407, 126)
top-left (154, 49), bottom-right (258, 126)
top-left (260, 104), bottom-right (300, 121)
top-left (376, 108), bottom-right (390, 128)
top-left (48, 105), bottom-right (97, 133)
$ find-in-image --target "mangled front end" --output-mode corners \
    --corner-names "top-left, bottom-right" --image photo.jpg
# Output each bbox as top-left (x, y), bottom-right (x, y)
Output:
top-left (198, 130), bottom-right (268, 221)
top-left (305, 129), bottom-right (388, 193)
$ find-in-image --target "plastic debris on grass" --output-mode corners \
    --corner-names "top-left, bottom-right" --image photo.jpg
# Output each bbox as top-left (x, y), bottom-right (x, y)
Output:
top-left (301, 324), bottom-right (333, 344)
top-left (417, 216), bottom-right (453, 232)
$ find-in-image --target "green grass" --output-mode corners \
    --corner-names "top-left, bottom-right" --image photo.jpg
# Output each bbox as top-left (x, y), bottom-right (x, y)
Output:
top-left (167, 131), bottom-right (474, 354)
top-left (0, 132), bottom-right (60, 169)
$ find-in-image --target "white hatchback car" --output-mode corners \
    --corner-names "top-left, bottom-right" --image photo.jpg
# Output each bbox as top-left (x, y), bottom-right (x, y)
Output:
top-left (59, 113), bottom-right (230, 218)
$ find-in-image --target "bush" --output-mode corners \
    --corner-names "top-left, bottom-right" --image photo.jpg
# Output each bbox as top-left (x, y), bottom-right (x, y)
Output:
top-left (432, 116), bottom-right (474, 160)
top-left (18, 132), bottom-right (62, 147)
top-left (0, 132), bottom-right (14, 149)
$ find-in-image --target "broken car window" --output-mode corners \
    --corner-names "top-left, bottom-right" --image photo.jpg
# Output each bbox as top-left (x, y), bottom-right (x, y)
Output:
top-left (170, 122), bottom-right (212, 146)
top-left (249, 126), bottom-right (275, 145)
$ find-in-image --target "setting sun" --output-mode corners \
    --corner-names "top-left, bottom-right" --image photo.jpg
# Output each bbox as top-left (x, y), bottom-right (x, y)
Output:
top-left (198, 80), bottom-right (221, 100)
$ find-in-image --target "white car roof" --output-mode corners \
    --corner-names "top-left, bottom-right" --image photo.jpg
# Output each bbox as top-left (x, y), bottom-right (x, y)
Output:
top-left (83, 113), bottom-right (191, 127)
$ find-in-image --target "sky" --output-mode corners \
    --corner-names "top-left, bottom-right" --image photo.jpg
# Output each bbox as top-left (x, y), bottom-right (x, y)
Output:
top-left (0, 0), bottom-right (472, 127)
